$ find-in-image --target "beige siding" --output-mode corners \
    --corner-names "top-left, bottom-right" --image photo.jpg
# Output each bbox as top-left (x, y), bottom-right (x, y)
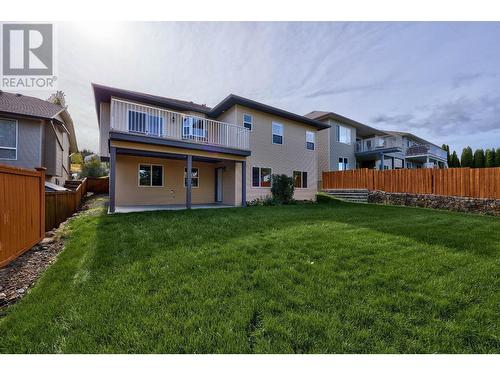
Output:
top-left (220, 104), bottom-right (318, 201)
top-left (316, 128), bottom-right (330, 188)
top-left (115, 155), bottom-right (238, 206)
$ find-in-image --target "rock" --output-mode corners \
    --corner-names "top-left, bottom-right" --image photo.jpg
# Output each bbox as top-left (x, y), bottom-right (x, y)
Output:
top-left (40, 237), bottom-right (54, 245)
top-left (16, 288), bottom-right (25, 294)
top-left (0, 292), bottom-right (6, 299)
top-left (368, 190), bottom-right (500, 215)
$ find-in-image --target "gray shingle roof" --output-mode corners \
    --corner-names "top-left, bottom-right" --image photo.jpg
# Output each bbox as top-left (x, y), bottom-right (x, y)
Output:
top-left (0, 91), bottom-right (64, 119)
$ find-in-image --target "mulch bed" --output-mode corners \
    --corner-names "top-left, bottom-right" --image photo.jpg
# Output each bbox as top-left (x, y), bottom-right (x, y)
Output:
top-left (0, 194), bottom-right (99, 311)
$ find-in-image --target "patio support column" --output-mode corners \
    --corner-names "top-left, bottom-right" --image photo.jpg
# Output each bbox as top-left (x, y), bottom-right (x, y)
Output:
top-left (241, 160), bottom-right (247, 207)
top-left (109, 146), bottom-right (116, 213)
top-left (379, 152), bottom-right (384, 170)
top-left (186, 155), bottom-right (192, 209)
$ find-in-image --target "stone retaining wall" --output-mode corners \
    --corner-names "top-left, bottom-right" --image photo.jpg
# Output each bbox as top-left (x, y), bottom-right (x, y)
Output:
top-left (368, 190), bottom-right (500, 216)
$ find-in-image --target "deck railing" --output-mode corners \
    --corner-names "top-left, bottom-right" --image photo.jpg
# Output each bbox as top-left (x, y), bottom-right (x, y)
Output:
top-left (110, 98), bottom-right (250, 150)
top-left (355, 136), bottom-right (402, 153)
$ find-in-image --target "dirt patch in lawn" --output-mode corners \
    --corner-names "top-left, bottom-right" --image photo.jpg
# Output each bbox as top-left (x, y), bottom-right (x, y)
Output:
top-left (0, 194), bottom-right (107, 310)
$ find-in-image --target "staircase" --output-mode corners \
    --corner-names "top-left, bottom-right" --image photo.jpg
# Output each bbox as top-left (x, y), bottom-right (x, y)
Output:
top-left (322, 189), bottom-right (369, 203)
top-left (64, 180), bottom-right (82, 191)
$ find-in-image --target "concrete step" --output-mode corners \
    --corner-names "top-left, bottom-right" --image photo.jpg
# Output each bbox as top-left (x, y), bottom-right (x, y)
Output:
top-left (322, 189), bottom-right (369, 203)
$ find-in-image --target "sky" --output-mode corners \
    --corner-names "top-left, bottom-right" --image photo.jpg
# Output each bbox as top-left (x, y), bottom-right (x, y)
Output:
top-left (20, 22), bottom-right (500, 153)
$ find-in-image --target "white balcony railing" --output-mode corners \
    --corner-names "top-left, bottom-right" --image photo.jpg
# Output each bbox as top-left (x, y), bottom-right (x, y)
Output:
top-left (110, 98), bottom-right (250, 150)
top-left (355, 136), bottom-right (403, 153)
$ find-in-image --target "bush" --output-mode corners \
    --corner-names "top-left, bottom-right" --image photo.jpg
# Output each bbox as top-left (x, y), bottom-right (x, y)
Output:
top-left (80, 156), bottom-right (107, 178)
top-left (247, 196), bottom-right (277, 206)
top-left (271, 174), bottom-right (295, 204)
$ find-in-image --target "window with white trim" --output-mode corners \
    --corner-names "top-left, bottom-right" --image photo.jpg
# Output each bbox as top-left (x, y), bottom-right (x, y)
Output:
top-left (335, 125), bottom-right (351, 144)
top-left (128, 110), bottom-right (164, 136)
top-left (184, 167), bottom-right (199, 188)
top-left (0, 118), bottom-right (17, 160)
top-left (272, 122), bottom-right (283, 145)
top-left (293, 171), bottom-right (308, 188)
top-left (252, 167), bottom-right (272, 187)
top-left (243, 114), bottom-right (253, 131)
top-left (338, 157), bottom-right (349, 171)
top-left (306, 131), bottom-right (315, 150)
top-left (139, 164), bottom-right (163, 187)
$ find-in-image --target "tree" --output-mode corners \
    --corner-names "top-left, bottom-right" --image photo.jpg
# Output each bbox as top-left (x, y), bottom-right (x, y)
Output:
top-left (450, 151), bottom-right (460, 168)
top-left (271, 174), bottom-right (295, 204)
top-left (496, 148), bottom-right (500, 167)
top-left (473, 149), bottom-right (485, 168)
top-left (485, 149), bottom-right (495, 168)
top-left (442, 144), bottom-right (451, 166)
top-left (80, 155), bottom-right (107, 178)
top-left (71, 152), bottom-right (83, 165)
top-left (80, 149), bottom-right (94, 159)
top-left (461, 147), bottom-right (473, 167)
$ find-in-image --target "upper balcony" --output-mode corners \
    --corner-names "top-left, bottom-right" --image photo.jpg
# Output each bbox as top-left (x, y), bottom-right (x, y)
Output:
top-left (110, 98), bottom-right (250, 151)
top-left (406, 144), bottom-right (447, 160)
top-left (355, 136), bottom-right (403, 154)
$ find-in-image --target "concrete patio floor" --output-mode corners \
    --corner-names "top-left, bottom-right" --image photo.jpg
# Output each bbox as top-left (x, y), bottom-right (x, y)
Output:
top-left (113, 203), bottom-right (234, 213)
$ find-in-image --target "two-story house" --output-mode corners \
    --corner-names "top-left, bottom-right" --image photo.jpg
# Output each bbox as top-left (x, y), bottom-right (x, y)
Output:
top-left (93, 84), bottom-right (329, 213)
top-left (306, 111), bottom-right (448, 187)
top-left (0, 91), bottom-right (78, 187)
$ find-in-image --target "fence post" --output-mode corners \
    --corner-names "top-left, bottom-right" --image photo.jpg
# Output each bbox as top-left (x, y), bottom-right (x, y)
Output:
top-left (35, 167), bottom-right (46, 237)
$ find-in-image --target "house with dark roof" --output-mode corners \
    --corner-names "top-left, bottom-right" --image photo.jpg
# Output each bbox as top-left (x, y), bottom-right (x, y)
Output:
top-left (0, 91), bottom-right (78, 187)
top-left (93, 83), bottom-right (329, 213)
top-left (305, 111), bottom-right (448, 186)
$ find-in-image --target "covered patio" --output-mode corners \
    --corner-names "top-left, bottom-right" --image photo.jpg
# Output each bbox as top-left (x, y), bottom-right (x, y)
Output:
top-left (114, 203), bottom-right (234, 213)
top-left (108, 136), bottom-right (249, 213)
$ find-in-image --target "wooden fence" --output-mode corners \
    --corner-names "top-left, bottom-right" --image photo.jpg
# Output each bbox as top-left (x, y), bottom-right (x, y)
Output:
top-left (322, 168), bottom-right (500, 199)
top-left (45, 178), bottom-right (88, 231)
top-left (86, 176), bottom-right (109, 194)
top-left (0, 165), bottom-right (45, 268)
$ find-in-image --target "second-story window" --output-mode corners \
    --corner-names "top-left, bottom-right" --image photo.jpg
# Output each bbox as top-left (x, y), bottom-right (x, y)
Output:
top-left (272, 122), bottom-right (283, 145)
top-left (128, 110), bottom-right (164, 137)
top-left (306, 131), bottom-right (315, 150)
top-left (243, 114), bottom-right (253, 131)
top-left (335, 125), bottom-right (351, 144)
top-left (0, 118), bottom-right (17, 160)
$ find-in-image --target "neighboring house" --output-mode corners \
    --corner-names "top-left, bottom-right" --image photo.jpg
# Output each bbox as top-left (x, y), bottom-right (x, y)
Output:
top-left (93, 83), bottom-right (329, 213)
top-left (305, 111), bottom-right (448, 186)
top-left (0, 91), bottom-right (78, 187)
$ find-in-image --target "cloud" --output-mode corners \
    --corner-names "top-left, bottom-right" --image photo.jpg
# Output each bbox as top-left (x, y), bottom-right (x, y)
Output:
top-left (370, 95), bottom-right (500, 137)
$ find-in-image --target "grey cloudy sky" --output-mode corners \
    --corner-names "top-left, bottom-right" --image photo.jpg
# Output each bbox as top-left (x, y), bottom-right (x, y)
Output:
top-left (23, 22), bottom-right (500, 152)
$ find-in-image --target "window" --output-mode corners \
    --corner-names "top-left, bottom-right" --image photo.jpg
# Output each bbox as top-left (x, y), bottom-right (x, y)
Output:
top-left (0, 118), bottom-right (17, 160)
top-left (338, 157), bottom-right (349, 171)
top-left (139, 164), bottom-right (163, 187)
top-left (243, 114), bottom-right (253, 131)
top-left (128, 110), bottom-right (164, 136)
top-left (183, 117), bottom-right (206, 139)
top-left (335, 125), bottom-right (351, 144)
top-left (293, 171), bottom-right (308, 189)
top-left (252, 167), bottom-right (272, 187)
top-left (306, 131), bottom-right (315, 150)
top-left (272, 122), bottom-right (283, 144)
top-left (184, 167), bottom-right (199, 188)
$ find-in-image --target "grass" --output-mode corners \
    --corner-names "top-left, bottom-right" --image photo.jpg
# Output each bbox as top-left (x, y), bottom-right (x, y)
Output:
top-left (0, 197), bottom-right (499, 353)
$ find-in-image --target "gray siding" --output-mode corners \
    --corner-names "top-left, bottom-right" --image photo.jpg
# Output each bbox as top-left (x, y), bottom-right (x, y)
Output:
top-left (327, 119), bottom-right (356, 171)
top-left (99, 102), bottom-right (111, 158)
top-left (0, 117), bottom-right (42, 169)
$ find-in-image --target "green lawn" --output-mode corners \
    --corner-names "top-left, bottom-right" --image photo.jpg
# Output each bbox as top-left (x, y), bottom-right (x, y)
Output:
top-left (1, 197), bottom-right (499, 353)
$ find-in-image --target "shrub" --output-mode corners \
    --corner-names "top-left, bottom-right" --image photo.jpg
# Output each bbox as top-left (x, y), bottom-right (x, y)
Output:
top-left (271, 174), bottom-right (295, 204)
top-left (247, 196), bottom-right (277, 206)
top-left (80, 156), bottom-right (107, 178)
